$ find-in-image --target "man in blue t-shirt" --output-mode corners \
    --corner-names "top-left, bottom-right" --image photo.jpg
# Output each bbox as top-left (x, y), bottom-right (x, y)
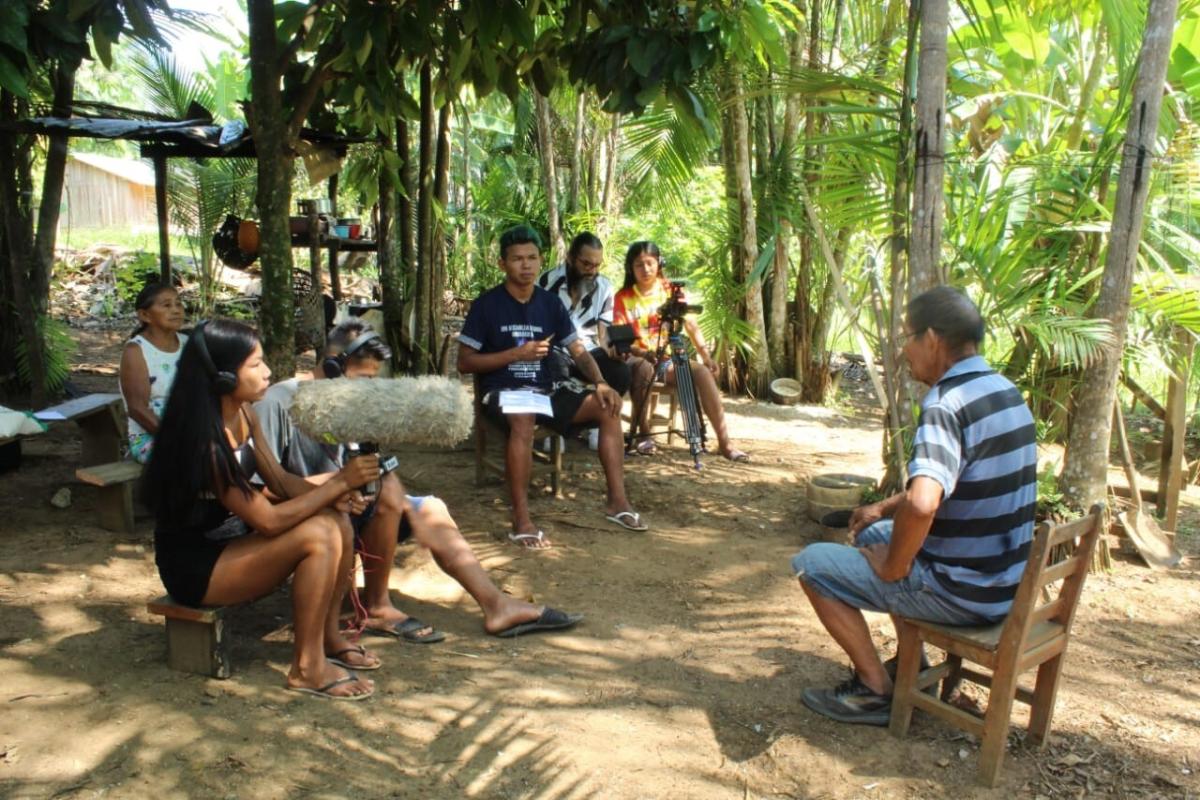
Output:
top-left (458, 225), bottom-right (648, 549)
top-left (791, 286), bottom-right (1037, 726)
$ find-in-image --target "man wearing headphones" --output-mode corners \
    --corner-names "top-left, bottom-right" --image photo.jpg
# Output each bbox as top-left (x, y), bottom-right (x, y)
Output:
top-left (254, 319), bottom-right (578, 641)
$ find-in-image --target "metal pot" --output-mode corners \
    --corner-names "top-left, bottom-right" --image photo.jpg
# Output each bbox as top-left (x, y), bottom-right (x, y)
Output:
top-left (297, 198), bottom-right (332, 215)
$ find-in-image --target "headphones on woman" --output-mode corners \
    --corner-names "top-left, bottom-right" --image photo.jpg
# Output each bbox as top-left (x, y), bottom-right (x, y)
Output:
top-left (321, 329), bottom-right (381, 379)
top-left (192, 321), bottom-right (239, 395)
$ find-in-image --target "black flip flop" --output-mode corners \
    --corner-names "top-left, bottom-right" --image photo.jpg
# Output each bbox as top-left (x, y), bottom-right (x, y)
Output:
top-left (491, 607), bottom-right (584, 638)
top-left (366, 616), bottom-right (447, 644)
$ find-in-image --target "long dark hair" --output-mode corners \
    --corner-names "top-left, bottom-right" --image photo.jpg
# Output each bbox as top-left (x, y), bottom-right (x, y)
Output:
top-left (622, 240), bottom-right (666, 290)
top-left (141, 318), bottom-right (259, 527)
top-left (130, 283), bottom-right (173, 339)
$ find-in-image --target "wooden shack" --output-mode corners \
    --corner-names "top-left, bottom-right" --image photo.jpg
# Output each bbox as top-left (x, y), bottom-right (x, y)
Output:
top-left (63, 151), bottom-right (157, 229)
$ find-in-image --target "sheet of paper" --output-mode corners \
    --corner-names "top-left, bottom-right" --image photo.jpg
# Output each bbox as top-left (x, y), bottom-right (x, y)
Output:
top-left (33, 410), bottom-right (67, 421)
top-left (498, 390), bottom-right (552, 416)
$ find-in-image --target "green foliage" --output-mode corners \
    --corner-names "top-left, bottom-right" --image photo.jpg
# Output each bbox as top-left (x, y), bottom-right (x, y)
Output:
top-left (1036, 463), bottom-right (1071, 521)
top-left (114, 251), bottom-right (160, 307)
top-left (15, 315), bottom-right (76, 395)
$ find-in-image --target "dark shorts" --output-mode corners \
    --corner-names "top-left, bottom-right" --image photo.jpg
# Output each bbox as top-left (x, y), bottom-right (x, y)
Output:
top-left (351, 494), bottom-right (431, 544)
top-left (482, 384), bottom-right (593, 436)
top-left (569, 348), bottom-right (633, 396)
top-left (155, 529), bottom-right (229, 607)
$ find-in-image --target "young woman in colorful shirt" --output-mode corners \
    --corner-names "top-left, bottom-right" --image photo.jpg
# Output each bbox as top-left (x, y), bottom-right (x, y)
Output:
top-left (612, 241), bottom-right (749, 462)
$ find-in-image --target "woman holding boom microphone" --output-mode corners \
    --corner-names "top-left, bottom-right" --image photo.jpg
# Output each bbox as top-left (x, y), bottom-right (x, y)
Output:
top-left (612, 241), bottom-right (749, 462)
top-left (141, 319), bottom-right (382, 700)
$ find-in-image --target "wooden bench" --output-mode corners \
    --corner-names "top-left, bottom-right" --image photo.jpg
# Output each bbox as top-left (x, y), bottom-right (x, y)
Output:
top-left (76, 460), bottom-right (142, 533)
top-left (2, 393), bottom-right (125, 469)
top-left (147, 595), bottom-right (233, 679)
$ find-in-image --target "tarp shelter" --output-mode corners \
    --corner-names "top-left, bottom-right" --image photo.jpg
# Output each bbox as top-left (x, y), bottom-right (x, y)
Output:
top-left (0, 112), bottom-right (363, 284)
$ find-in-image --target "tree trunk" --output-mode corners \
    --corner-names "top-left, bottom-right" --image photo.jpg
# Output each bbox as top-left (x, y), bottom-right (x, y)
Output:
top-left (397, 118), bottom-right (415, 281)
top-left (569, 92), bottom-right (585, 214)
top-left (430, 101), bottom-right (452, 373)
top-left (771, 25), bottom-right (805, 378)
top-left (729, 70), bottom-right (771, 397)
top-left (0, 90), bottom-right (46, 406)
top-left (32, 60), bottom-right (75, 311)
top-left (878, 0), bottom-right (921, 493)
top-left (461, 107), bottom-right (473, 282)
top-left (414, 62), bottom-right (434, 374)
top-left (601, 115), bottom-right (621, 224)
top-left (533, 88), bottom-right (564, 264)
top-left (1060, 0), bottom-right (1179, 511)
top-left (376, 126), bottom-right (409, 371)
top-left (247, 0), bottom-right (296, 377)
top-left (908, 0), bottom-right (948, 294)
top-left (793, 0), bottom-right (822, 389)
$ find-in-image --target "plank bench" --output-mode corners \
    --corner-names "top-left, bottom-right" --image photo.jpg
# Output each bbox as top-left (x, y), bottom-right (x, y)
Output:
top-left (1, 393), bottom-right (124, 469)
top-left (75, 460), bottom-right (141, 533)
top-left (146, 595), bottom-right (233, 679)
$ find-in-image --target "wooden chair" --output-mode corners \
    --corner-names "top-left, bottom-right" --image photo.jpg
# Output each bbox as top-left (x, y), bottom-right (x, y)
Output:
top-left (644, 381), bottom-right (682, 444)
top-left (888, 503), bottom-right (1105, 787)
top-left (472, 375), bottom-right (564, 498)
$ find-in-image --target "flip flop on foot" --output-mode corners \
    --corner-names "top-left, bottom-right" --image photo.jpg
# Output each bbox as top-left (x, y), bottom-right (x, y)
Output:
top-left (286, 670), bottom-right (374, 702)
top-left (327, 645), bottom-right (382, 670)
top-left (366, 617), bottom-right (446, 644)
top-left (491, 607), bottom-right (584, 638)
top-left (722, 448), bottom-right (750, 463)
top-left (605, 510), bottom-right (648, 531)
top-left (508, 530), bottom-right (551, 550)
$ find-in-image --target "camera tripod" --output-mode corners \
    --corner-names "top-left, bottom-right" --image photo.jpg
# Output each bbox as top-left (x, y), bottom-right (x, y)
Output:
top-left (655, 317), bottom-right (708, 470)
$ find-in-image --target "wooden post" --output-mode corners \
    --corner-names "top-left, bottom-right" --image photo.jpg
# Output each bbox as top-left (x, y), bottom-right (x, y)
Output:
top-left (1157, 326), bottom-right (1193, 530)
top-left (153, 154), bottom-right (171, 285)
top-left (327, 175), bottom-right (342, 300)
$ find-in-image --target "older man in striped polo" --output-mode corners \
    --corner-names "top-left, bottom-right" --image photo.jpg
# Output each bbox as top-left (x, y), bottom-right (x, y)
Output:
top-left (793, 286), bottom-right (1037, 726)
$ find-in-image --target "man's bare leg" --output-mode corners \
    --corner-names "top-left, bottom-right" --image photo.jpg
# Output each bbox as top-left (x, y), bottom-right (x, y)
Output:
top-left (572, 393), bottom-right (639, 518)
top-left (801, 581), bottom-right (891, 695)
top-left (405, 497), bottom-right (547, 632)
top-left (505, 413), bottom-right (549, 548)
top-left (359, 473), bottom-right (437, 637)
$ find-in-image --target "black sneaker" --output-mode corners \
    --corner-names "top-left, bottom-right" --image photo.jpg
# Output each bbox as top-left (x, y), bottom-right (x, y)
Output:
top-left (884, 652), bottom-right (937, 695)
top-left (801, 673), bottom-right (892, 726)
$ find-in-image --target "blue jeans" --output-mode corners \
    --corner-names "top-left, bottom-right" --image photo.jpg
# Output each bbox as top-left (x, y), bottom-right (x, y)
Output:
top-left (792, 520), bottom-right (989, 626)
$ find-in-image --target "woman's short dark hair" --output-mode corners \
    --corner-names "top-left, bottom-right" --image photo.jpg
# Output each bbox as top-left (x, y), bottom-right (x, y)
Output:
top-left (326, 318), bottom-right (391, 363)
top-left (130, 282), bottom-right (175, 338)
top-left (499, 224), bottom-right (543, 259)
top-left (906, 285), bottom-right (984, 353)
top-left (567, 232), bottom-right (603, 262)
top-left (141, 318), bottom-right (260, 528)
top-left (622, 240), bottom-right (665, 290)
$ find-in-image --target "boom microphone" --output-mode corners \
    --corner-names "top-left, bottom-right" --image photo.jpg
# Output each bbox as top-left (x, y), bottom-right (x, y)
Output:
top-left (289, 376), bottom-right (474, 449)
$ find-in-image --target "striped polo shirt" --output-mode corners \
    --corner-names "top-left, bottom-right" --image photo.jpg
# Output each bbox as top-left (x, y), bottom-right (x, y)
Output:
top-left (909, 355), bottom-right (1037, 622)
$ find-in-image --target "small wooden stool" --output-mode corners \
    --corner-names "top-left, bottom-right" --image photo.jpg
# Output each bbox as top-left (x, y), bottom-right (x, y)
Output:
top-left (147, 595), bottom-right (232, 679)
top-left (76, 460), bottom-right (142, 533)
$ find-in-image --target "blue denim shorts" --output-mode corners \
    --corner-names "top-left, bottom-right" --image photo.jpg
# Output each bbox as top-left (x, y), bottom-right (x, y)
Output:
top-left (792, 520), bottom-right (988, 626)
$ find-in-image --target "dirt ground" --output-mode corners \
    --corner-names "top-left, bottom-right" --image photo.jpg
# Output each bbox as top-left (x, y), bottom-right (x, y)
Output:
top-left (1, 328), bottom-right (1198, 800)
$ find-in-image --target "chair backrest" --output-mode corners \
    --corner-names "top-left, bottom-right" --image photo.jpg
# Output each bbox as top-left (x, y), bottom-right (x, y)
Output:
top-left (995, 503), bottom-right (1105, 659)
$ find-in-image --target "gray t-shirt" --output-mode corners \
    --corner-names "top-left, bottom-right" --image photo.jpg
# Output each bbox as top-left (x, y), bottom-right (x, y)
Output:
top-left (254, 378), bottom-right (341, 477)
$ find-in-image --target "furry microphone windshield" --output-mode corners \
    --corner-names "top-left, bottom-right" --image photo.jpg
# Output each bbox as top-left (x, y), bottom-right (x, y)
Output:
top-left (289, 376), bottom-right (474, 449)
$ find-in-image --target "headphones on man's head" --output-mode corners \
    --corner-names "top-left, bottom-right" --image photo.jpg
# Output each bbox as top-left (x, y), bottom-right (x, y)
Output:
top-left (193, 321), bottom-right (239, 395)
top-left (321, 329), bottom-right (381, 379)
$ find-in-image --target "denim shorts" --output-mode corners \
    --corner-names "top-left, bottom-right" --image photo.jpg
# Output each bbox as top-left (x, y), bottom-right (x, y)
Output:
top-left (792, 520), bottom-right (988, 626)
top-left (352, 494), bottom-right (429, 544)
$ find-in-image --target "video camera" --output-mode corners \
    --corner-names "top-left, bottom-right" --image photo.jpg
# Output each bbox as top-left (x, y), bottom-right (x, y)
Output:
top-left (658, 280), bottom-right (703, 322)
top-left (608, 324), bottom-right (636, 356)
